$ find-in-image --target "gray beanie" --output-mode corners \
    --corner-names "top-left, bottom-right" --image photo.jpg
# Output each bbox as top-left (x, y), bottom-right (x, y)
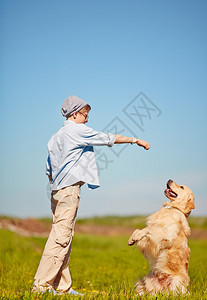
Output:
top-left (61, 95), bottom-right (88, 118)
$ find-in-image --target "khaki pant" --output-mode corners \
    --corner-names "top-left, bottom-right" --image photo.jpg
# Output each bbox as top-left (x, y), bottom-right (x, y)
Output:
top-left (32, 182), bottom-right (82, 292)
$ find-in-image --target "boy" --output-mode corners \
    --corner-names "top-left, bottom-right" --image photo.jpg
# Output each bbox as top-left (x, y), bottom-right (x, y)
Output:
top-left (32, 95), bottom-right (150, 295)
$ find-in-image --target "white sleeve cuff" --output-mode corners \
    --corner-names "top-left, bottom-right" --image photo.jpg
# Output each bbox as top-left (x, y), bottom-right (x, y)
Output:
top-left (107, 133), bottom-right (116, 147)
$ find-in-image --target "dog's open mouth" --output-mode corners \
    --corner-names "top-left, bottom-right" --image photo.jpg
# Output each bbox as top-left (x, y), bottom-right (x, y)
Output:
top-left (165, 184), bottom-right (178, 198)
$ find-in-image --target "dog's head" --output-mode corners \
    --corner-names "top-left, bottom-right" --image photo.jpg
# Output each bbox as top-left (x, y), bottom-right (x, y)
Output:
top-left (164, 179), bottom-right (195, 216)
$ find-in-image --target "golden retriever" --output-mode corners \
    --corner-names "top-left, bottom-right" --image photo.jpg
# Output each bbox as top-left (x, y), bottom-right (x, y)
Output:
top-left (128, 179), bottom-right (195, 295)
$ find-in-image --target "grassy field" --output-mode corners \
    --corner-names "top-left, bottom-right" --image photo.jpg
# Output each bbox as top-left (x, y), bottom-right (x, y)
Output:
top-left (0, 216), bottom-right (207, 299)
top-left (38, 215), bottom-right (207, 230)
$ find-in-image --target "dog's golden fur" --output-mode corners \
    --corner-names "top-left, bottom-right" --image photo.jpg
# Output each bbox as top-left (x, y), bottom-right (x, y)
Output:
top-left (128, 180), bottom-right (195, 295)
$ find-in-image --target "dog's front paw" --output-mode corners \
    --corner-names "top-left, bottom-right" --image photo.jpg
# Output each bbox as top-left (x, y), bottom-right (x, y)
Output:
top-left (128, 229), bottom-right (141, 246)
top-left (128, 239), bottom-right (135, 246)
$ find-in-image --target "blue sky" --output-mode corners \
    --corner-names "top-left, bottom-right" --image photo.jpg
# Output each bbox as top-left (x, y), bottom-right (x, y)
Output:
top-left (1, 0), bottom-right (206, 218)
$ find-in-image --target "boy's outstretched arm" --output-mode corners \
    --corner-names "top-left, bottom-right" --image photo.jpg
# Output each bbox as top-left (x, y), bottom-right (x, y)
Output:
top-left (114, 135), bottom-right (150, 150)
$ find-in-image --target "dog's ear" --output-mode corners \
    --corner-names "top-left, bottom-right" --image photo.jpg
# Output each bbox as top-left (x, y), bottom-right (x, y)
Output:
top-left (184, 193), bottom-right (195, 214)
top-left (169, 191), bottom-right (195, 215)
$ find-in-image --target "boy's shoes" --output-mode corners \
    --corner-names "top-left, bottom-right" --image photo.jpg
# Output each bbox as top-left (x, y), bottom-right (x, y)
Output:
top-left (40, 288), bottom-right (83, 296)
top-left (39, 289), bottom-right (58, 294)
top-left (68, 288), bottom-right (83, 296)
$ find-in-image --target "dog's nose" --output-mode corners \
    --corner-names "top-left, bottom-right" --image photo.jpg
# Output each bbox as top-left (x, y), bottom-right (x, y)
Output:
top-left (168, 179), bottom-right (173, 184)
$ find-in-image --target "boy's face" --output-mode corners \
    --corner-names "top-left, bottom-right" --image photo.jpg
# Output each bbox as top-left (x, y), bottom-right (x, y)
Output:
top-left (76, 110), bottom-right (89, 124)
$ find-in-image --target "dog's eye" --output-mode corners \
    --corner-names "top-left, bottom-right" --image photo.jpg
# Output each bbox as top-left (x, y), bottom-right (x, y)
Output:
top-left (180, 186), bottom-right (184, 189)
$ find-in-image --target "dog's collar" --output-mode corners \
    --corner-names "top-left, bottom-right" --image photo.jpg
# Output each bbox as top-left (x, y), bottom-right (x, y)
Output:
top-left (163, 204), bottom-right (190, 218)
top-left (163, 205), bottom-right (173, 209)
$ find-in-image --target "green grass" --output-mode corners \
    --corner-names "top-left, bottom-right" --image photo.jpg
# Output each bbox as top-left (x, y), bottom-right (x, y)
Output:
top-left (0, 226), bottom-right (207, 300)
top-left (76, 215), bottom-right (147, 229)
top-left (37, 215), bottom-right (207, 230)
top-left (188, 216), bottom-right (207, 230)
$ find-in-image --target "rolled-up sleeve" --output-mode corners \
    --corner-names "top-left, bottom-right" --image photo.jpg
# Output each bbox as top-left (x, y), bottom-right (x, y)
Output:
top-left (77, 125), bottom-right (116, 147)
top-left (101, 132), bottom-right (116, 147)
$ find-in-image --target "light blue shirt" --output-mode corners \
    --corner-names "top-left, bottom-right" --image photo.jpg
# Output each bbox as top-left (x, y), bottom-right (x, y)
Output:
top-left (46, 120), bottom-right (116, 191)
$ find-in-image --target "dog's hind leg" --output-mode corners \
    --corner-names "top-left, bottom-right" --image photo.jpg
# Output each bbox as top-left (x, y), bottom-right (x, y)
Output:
top-left (135, 279), bottom-right (146, 296)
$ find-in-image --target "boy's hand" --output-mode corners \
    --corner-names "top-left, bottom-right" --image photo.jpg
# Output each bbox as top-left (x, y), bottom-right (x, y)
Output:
top-left (136, 139), bottom-right (150, 150)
